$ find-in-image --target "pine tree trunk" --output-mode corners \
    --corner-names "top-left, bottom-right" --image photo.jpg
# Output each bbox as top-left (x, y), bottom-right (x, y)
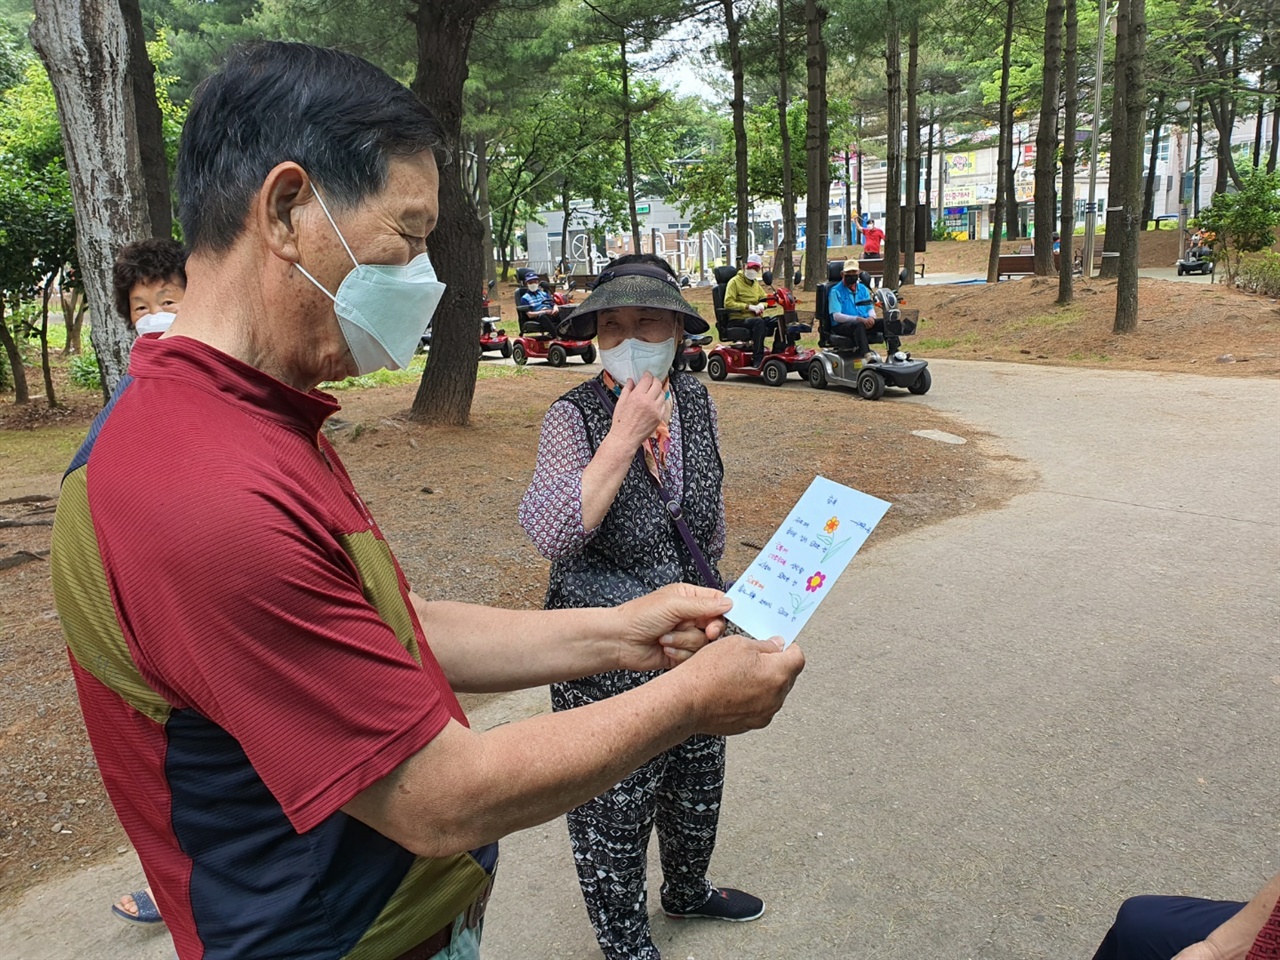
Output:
top-left (776, 0), bottom-right (797, 282)
top-left (1113, 0), bottom-right (1146, 335)
top-left (559, 182), bottom-right (572, 271)
top-left (30, 0), bottom-right (152, 399)
top-left (408, 0), bottom-right (497, 426)
top-left (1099, 0), bottom-right (1131, 279)
top-left (1140, 96), bottom-right (1164, 229)
top-left (619, 36), bottom-right (641, 254)
top-left (803, 0), bottom-right (828, 291)
top-left (475, 133), bottom-right (497, 285)
top-left (725, 0), bottom-right (750, 263)
top-left (1058, 0), bottom-right (1079, 305)
top-left (119, 0), bottom-right (170, 238)
top-left (986, 0), bottom-right (1016, 284)
top-left (924, 119), bottom-right (934, 234)
top-left (60, 286), bottom-right (85, 355)
top-left (1035, 0), bottom-right (1064, 275)
top-left (883, 0), bottom-right (902, 291)
top-left (40, 277), bottom-right (57, 407)
top-left (902, 16), bottom-right (920, 286)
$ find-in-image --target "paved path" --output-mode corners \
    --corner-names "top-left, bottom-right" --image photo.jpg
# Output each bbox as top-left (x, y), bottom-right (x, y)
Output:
top-left (3, 361), bottom-right (1277, 959)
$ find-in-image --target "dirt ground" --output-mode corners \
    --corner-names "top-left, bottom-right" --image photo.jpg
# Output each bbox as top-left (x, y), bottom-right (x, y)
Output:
top-left (0, 364), bottom-right (1027, 898)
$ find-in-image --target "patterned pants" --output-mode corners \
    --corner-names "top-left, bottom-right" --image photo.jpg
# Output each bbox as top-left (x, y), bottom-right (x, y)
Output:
top-left (554, 677), bottom-right (725, 960)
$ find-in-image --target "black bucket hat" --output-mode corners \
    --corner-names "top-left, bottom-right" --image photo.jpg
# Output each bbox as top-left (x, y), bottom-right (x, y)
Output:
top-left (566, 263), bottom-right (709, 338)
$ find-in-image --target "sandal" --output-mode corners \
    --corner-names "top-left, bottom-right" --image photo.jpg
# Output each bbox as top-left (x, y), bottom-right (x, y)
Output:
top-left (111, 887), bottom-right (164, 926)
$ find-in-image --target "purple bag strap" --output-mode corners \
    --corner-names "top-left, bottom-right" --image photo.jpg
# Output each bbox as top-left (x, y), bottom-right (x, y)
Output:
top-left (587, 378), bottom-right (722, 590)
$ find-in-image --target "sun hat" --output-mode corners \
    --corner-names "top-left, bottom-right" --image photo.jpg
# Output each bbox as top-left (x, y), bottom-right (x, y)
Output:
top-left (567, 262), bottom-right (709, 337)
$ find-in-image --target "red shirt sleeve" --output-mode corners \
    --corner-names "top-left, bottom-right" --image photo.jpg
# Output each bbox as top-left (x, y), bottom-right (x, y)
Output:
top-left (92, 435), bottom-right (456, 834)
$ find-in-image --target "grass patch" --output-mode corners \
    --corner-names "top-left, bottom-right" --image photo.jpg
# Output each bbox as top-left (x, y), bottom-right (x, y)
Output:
top-left (0, 426), bottom-right (86, 481)
top-left (1007, 305), bottom-right (1084, 331)
top-left (913, 333), bottom-right (980, 351)
top-left (321, 354), bottom-right (533, 392)
top-left (1066, 351), bottom-right (1112, 363)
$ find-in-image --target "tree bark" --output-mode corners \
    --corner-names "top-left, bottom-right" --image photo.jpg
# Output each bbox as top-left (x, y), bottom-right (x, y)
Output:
top-left (31, 0), bottom-right (151, 399)
top-left (1058, 0), bottom-right (1079, 305)
top-left (1269, 64), bottom-right (1279, 173)
top-left (40, 274), bottom-right (57, 407)
top-left (1140, 95), bottom-right (1164, 229)
top-left (475, 133), bottom-right (497, 285)
top-left (60, 286), bottom-right (85, 355)
top-left (119, 0), bottom-right (170, 238)
top-left (775, 0), bottom-right (797, 281)
top-left (1099, 0), bottom-right (1131, 279)
top-left (725, 0), bottom-right (750, 263)
top-left (559, 181), bottom-right (572, 271)
top-left (986, 0), bottom-right (1016, 283)
top-left (1113, 0), bottom-right (1145, 335)
top-left (1035, 0), bottom-right (1064, 275)
top-left (902, 16), bottom-right (920, 285)
top-left (883, 0), bottom-right (902, 291)
top-left (924, 118), bottom-right (934, 235)
top-left (409, 0), bottom-right (497, 426)
top-left (0, 302), bottom-right (30, 403)
top-left (803, 0), bottom-right (828, 291)
top-left (620, 36), bottom-right (642, 255)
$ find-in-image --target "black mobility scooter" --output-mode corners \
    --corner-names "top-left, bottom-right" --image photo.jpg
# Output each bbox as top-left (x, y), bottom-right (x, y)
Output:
top-left (808, 260), bottom-right (931, 400)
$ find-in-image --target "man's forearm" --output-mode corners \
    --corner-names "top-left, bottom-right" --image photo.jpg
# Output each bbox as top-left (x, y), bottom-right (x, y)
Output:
top-left (414, 595), bottom-right (622, 693)
top-left (1206, 872), bottom-right (1280, 960)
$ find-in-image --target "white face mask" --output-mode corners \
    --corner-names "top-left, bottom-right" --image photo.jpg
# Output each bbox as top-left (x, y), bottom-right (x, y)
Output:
top-left (525, 281), bottom-right (540, 291)
top-left (599, 337), bottom-right (676, 384)
top-left (295, 186), bottom-right (446, 375)
top-left (744, 269), bottom-right (761, 282)
top-left (135, 312), bottom-right (176, 335)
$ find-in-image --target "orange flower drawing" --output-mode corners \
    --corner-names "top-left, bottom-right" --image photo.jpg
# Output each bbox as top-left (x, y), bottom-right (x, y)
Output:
top-left (824, 517), bottom-right (840, 534)
top-left (805, 571), bottom-right (826, 592)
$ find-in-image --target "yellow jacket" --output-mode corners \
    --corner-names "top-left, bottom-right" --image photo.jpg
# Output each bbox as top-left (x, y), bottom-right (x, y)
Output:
top-left (722, 273), bottom-right (782, 320)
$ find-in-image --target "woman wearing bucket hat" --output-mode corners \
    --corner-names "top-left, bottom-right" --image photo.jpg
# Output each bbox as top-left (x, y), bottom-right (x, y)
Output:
top-left (721, 253), bottom-right (779, 367)
top-left (519, 253), bottom-right (765, 959)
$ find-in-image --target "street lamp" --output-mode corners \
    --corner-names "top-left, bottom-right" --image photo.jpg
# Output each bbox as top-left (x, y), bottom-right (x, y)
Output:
top-left (1174, 95), bottom-right (1195, 264)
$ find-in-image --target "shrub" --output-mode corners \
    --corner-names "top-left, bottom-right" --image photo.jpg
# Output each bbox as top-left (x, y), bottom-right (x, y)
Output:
top-left (69, 345), bottom-right (101, 391)
top-left (1238, 252), bottom-right (1280, 298)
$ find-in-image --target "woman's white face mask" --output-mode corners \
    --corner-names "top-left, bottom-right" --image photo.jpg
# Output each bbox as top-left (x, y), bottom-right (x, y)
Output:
top-left (598, 337), bottom-right (676, 384)
top-left (744, 268), bottom-right (761, 282)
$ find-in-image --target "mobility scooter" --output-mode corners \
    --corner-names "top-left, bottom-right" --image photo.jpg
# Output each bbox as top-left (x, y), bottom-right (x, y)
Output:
top-left (479, 279), bottom-right (512, 359)
top-left (808, 261), bottom-right (931, 400)
top-left (511, 270), bottom-right (595, 367)
top-left (705, 265), bottom-right (815, 386)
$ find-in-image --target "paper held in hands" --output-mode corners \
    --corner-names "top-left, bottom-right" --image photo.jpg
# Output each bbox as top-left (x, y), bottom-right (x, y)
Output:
top-left (728, 476), bottom-right (890, 649)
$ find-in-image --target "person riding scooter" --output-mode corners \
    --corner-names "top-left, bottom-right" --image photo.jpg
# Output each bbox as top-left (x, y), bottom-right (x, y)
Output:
top-left (516, 268), bottom-right (560, 324)
top-left (722, 253), bottom-right (779, 367)
top-left (827, 263), bottom-right (882, 364)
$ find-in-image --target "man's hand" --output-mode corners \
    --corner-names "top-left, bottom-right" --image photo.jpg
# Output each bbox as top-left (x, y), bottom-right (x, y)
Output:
top-left (615, 583), bottom-right (732, 671)
top-left (677, 634), bottom-right (805, 735)
top-left (607, 372), bottom-right (666, 451)
top-left (749, 303), bottom-right (765, 316)
top-left (862, 315), bottom-right (876, 329)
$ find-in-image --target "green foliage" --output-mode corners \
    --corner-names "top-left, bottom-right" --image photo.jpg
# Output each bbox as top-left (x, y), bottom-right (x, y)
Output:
top-left (1237, 252), bottom-right (1280, 298)
top-left (1194, 166), bottom-right (1280, 284)
top-left (0, 62), bottom-right (65, 170)
top-left (69, 345), bottom-right (102, 392)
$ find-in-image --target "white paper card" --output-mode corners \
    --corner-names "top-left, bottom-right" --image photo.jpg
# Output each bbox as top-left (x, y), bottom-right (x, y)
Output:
top-left (727, 476), bottom-right (890, 648)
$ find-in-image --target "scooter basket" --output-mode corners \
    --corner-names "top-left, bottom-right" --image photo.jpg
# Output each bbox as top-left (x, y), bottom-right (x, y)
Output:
top-left (885, 309), bottom-right (918, 337)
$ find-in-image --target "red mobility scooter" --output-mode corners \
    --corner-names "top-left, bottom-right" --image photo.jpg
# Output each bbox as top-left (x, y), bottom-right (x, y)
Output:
top-left (705, 265), bottom-right (815, 386)
top-left (511, 270), bottom-right (595, 367)
top-left (479, 279), bottom-right (512, 359)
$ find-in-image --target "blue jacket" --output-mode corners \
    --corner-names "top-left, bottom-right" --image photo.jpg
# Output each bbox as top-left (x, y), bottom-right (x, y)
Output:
top-left (828, 280), bottom-right (874, 321)
top-left (517, 287), bottom-right (556, 312)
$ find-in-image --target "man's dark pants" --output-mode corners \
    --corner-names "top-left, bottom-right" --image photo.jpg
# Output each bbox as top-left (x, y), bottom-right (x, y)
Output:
top-left (1091, 895), bottom-right (1245, 960)
top-left (833, 318), bottom-right (900, 359)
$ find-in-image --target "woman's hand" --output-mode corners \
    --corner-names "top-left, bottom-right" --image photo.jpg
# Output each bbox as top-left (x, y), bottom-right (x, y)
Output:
top-left (607, 372), bottom-right (666, 451)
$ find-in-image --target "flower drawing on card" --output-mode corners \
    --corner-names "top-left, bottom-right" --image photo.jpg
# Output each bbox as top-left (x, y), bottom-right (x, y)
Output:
top-left (805, 571), bottom-right (826, 592)
top-left (814, 517), bottom-right (851, 564)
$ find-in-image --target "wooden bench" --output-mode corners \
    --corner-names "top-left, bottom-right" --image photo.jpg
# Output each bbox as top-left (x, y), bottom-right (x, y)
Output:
top-left (997, 253), bottom-right (1036, 279)
top-left (858, 258), bottom-right (926, 286)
